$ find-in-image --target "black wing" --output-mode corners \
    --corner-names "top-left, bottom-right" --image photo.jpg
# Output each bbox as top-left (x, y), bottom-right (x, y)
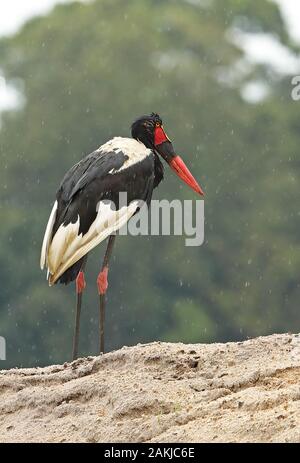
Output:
top-left (48, 148), bottom-right (156, 284)
top-left (52, 148), bottom-right (128, 236)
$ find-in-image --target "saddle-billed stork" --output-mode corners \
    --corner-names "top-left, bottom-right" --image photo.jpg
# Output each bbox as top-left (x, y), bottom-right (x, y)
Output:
top-left (40, 113), bottom-right (204, 360)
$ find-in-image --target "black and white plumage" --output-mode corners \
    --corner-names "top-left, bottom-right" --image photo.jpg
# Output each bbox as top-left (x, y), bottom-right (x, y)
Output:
top-left (40, 136), bottom-right (164, 285)
top-left (40, 113), bottom-right (204, 359)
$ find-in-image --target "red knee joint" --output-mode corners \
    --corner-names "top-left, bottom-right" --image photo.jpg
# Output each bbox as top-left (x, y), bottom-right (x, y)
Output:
top-left (97, 266), bottom-right (108, 295)
top-left (76, 271), bottom-right (86, 294)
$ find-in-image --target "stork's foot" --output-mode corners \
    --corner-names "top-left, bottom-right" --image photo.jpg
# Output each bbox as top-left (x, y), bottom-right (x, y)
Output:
top-left (76, 271), bottom-right (86, 294)
top-left (97, 266), bottom-right (108, 295)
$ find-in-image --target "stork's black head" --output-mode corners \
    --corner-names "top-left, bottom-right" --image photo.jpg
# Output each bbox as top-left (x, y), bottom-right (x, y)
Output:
top-left (131, 113), bottom-right (204, 196)
top-left (131, 113), bottom-right (163, 149)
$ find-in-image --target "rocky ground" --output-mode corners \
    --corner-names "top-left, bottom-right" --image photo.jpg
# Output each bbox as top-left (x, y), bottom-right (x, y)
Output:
top-left (1, 333), bottom-right (300, 442)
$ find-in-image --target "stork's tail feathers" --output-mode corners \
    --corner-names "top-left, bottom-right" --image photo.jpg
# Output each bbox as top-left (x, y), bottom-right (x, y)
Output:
top-left (40, 201), bottom-right (58, 270)
top-left (56, 258), bottom-right (85, 285)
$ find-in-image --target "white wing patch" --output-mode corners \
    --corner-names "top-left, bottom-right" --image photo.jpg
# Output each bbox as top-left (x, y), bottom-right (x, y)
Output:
top-left (48, 215), bottom-right (80, 273)
top-left (98, 137), bottom-right (151, 174)
top-left (47, 200), bottom-right (140, 285)
top-left (40, 200), bottom-right (58, 270)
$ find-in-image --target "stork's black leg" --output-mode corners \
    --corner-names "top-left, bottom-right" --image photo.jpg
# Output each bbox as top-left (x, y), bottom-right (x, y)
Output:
top-left (72, 255), bottom-right (88, 361)
top-left (97, 234), bottom-right (116, 354)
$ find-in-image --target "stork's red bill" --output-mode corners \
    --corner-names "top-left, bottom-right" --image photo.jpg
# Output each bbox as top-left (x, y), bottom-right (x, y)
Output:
top-left (152, 125), bottom-right (204, 196)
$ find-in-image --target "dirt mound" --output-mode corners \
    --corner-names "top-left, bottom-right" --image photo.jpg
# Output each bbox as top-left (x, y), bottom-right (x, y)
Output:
top-left (1, 333), bottom-right (300, 442)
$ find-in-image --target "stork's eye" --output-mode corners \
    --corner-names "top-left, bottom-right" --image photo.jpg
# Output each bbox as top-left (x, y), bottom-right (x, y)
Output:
top-left (155, 122), bottom-right (161, 127)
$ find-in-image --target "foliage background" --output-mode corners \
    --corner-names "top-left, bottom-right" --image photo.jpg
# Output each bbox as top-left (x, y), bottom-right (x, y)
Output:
top-left (0, 0), bottom-right (299, 367)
